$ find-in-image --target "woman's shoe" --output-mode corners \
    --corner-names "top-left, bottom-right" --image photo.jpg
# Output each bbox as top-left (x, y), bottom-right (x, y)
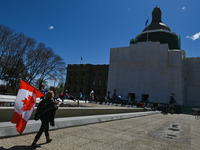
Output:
top-left (46, 139), bottom-right (52, 143)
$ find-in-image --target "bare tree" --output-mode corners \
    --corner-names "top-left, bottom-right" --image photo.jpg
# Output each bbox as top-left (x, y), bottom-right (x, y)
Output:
top-left (25, 43), bottom-right (66, 90)
top-left (0, 25), bottom-right (35, 88)
top-left (31, 45), bottom-right (66, 90)
top-left (0, 24), bottom-right (66, 91)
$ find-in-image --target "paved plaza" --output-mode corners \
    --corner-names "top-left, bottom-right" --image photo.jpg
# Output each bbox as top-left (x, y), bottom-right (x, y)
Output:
top-left (0, 113), bottom-right (199, 150)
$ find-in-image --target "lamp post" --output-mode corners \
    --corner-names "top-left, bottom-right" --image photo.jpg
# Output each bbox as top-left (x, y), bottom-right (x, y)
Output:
top-left (62, 67), bottom-right (68, 106)
top-left (108, 91), bottom-right (110, 97)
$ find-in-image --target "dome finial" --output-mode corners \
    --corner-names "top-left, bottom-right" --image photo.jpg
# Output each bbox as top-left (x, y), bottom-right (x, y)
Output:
top-left (142, 6), bottom-right (171, 32)
top-left (152, 6), bottom-right (162, 23)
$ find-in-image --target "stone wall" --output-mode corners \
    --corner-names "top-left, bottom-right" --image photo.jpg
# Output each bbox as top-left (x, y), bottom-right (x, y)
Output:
top-left (185, 57), bottom-right (200, 106)
top-left (0, 107), bottom-right (147, 122)
top-left (107, 41), bottom-right (186, 105)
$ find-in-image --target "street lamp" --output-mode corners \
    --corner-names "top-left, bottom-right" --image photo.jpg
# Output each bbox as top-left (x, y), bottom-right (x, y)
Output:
top-left (61, 67), bottom-right (68, 106)
top-left (108, 91), bottom-right (110, 97)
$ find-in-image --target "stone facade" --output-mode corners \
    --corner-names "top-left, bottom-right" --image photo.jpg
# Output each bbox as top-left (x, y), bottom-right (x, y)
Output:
top-left (184, 58), bottom-right (200, 106)
top-left (65, 64), bottom-right (109, 98)
top-left (107, 6), bottom-right (200, 106)
top-left (107, 41), bottom-right (200, 106)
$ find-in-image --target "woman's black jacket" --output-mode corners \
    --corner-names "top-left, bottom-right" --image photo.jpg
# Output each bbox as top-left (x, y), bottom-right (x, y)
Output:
top-left (34, 98), bottom-right (58, 122)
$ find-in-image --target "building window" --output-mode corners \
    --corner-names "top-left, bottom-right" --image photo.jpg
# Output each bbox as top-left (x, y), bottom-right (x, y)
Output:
top-left (128, 93), bottom-right (135, 101)
top-left (82, 72), bottom-right (85, 76)
top-left (99, 72), bottom-right (102, 77)
top-left (92, 80), bottom-right (95, 86)
top-left (105, 72), bottom-right (108, 77)
top-left (99, 80), bottom-right (101, 86)
top-left (142, 94), bottom-right (149, 102)
top-left (105, 80), bottom-right (107, 86)
top-left (81, 79), bottom-right (84, 85)
top-left (93, 72), bottom-right (96, 77)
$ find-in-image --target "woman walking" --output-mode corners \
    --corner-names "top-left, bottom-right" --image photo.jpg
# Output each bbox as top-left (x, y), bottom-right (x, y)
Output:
top-left (31, 90), bottom-right (58, 148)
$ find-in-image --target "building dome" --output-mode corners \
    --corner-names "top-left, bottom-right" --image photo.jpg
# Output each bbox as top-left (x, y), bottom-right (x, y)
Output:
top-left (143, 6), bottom-right (171, 32)
top-left (143, 22), bottom-right (171, 32)
top-left (130, 6), bottom-right (181, 50)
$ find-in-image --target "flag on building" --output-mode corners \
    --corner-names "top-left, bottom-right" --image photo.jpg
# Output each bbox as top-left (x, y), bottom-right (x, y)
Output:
top-left (11, 80), bottom-right (44, 134)
top-left (145, 18), bottom-right (149, 26)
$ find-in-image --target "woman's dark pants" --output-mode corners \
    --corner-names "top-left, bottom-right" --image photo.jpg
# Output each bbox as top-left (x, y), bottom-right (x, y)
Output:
top-left (35, 120), bottom-right (49, 140)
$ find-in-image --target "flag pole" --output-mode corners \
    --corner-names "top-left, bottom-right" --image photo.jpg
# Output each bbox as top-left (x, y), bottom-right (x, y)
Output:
top-left (80, 56), bottom-right (82, 64)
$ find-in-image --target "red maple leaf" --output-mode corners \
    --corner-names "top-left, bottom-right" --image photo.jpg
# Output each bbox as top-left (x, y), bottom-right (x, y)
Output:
top-left (21, 95), bottom-right (35, 111)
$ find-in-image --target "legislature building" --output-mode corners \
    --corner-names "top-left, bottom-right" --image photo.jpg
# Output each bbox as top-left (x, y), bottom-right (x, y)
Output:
top-left (107, 6), bottom-right (200, 106)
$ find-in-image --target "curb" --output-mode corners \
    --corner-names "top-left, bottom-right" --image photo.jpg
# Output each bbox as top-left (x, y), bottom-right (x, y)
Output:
top-left (0, 111), bottom-right (159, 138)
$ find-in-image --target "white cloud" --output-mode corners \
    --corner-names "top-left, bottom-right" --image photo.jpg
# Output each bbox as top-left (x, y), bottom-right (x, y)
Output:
top-left (182, 7), bottom-right (186, 10)
top-left (186, 32), bottom-right (200, 40)
top-left (49, 26), bottom-right (54, 30)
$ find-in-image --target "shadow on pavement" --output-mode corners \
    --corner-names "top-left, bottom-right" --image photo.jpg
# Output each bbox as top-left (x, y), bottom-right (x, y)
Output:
top-left (0, 142), bottom-right (49, 150)
top-left (0, 146), bottom-right (35, 150)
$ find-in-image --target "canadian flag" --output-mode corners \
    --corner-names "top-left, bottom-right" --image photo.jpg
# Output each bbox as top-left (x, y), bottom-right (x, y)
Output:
top-left (11, 80), bottom-right (44, 134)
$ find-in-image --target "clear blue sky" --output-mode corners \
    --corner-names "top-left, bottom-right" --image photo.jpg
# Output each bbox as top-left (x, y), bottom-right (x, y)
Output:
top-left (1, 0), bottom-right (200, 66)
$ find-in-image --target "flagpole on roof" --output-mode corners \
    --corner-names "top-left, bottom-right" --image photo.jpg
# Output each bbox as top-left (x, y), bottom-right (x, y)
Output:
top-left (80, 56), bottom-right (82, 64)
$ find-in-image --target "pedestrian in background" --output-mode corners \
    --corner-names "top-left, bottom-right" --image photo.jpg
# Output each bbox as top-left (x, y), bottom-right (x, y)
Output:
top-left (90, 90), bottom-right (94, 101)
top-left (79, 92), bottom-right (83, 100)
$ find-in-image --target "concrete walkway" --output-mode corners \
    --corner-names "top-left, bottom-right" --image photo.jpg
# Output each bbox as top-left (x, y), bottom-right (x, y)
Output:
top-left (0, 111), bottom-right (158, 138)
top-left (0, 113), bottom-right (199, 150)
